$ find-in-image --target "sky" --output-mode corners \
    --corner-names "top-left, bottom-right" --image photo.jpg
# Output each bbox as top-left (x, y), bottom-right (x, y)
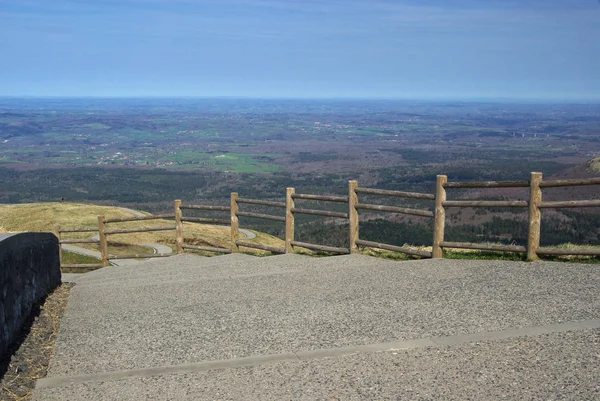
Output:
top-left (1, 0), bottom-right (599, 100)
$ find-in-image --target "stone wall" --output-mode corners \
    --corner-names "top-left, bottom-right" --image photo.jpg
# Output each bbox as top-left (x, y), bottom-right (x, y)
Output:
top-left (0, 233), bottom-right (61, 358)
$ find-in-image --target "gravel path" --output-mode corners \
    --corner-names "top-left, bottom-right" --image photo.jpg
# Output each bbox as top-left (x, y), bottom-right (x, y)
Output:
top-left (140, 243), bottom-right (173, 255)
top-left (34, 255), bottom-right (600, 400)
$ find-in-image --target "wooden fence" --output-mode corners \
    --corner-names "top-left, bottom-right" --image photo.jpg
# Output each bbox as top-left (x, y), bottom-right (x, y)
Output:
top-left (173, 172), bottom-right (599, 260)
top-left (433, 173), bottom-right (600, 259)
top-left (234, 193), bottom-right (287, 254)
top-left (56, 172), bottom-right (600, 269)
top-left (55, 226), bottom-right (104, 270)
top-left (353, 181), bottom-right (435, 258)
top-left (98, 214), bottom-right (175, 266)
top-left (56, 213), bottom-right (176, 269)
top-left (288, 188), bottom-right (350, 254)
top-left (177, 201), bottom-right (232, 254)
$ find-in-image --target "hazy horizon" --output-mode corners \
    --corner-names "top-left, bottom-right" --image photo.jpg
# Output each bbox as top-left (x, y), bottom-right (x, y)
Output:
top-left (1, 96), bottom-right (599, 104)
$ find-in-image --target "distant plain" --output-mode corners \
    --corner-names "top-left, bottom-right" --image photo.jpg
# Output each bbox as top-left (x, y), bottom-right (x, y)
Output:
top-left (1, 98), bottom-right (599, 251)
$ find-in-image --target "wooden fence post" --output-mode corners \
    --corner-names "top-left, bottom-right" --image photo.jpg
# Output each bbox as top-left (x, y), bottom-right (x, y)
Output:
top-left (432, 175), bottom-right (447, 258)
top-left (97, 215), bottom-right (109, 267)
top-left (285, 187), bottom-right (295, 253)
top-left (348, 180), bottom-right (359, 254)
top-left (230, 192), bottom-right (239, 253)
top-left (527, 172), bottom-right (543, 261)
top-left (174, 199), bottom-right (183, 254)
top-left (55, 225), bottom-right (62, 268)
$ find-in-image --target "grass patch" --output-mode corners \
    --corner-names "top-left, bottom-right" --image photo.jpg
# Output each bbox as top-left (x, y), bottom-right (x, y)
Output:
top-left (541, 255), bottom-right (600, 264)
top-left (0, 157), bottom-right (24, 163)
top-left (360, 243), bottom-right (600, 264)
top-left (141, 152), bottom-right (280, 173)
top-left (60, 250), bottom-right (103, 273)
top-left (61, 250), bottom-right (99, 265)
top-left (80, 123), bottom-right (110, 129)
top-left (444, 250), bottom-right (526, 261)
top-left (74, 242), bottom-right (156, 257)
top-left (0, 202), bottom-right (285, 253)
top-left (107, 242), bottom-right (155, 257)
top-left (0, 202), bottom-right (134, 233)
top-left (360, 248), bottom-right (418, 261)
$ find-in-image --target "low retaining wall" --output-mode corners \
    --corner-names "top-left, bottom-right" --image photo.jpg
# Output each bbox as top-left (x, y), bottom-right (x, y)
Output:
top-left (0, 233), bottom-right (61, 358)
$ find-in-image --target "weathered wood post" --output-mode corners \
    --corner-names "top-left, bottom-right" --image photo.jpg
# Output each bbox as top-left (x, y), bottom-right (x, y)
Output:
top-left (285, 187), bottom-right (295, 253)
top-left (527, 172), bottom-right (543, 261)
top-left (97, 215), bottom-right (109, 267)
top-left (432, 175), bottom-right (447, 258)
top-left (348, 180), bottom-right (359, 254)
top-left (230, 192), bottom-right (239, 253)
top-left (174, 199), bottom-right (183, 254)
top-left (54, 225), bottom-right (62, 268)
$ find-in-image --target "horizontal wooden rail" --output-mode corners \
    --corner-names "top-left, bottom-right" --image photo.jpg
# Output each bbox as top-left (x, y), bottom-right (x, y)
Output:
top-left (180, 204), bottom-right (231, 211)
top-left (109, 253), bottom-right (172, 260)
top-left (181, 217), bottom-right (231, 225)
top-left (290, 240), bottom-right (350, 254)
top-left (440, 241), bottom-right (526, 253)
top-left (237, 211), bottom-right (286, 222)
top-left (443, 200), bottom-right (528, 208)
top-left (292, 193), bottom-right (349, 203)
top-left (356, 239), bottom-right (432, 258)
top-left (291, 208), bottom-right (349, 219)
top-left (182, 244), bottom-right (232, 254)
top-left (236, 241), bottom-right (286, 254)
top-left (60, 263), bottom-right (104, 269)
top-left (536, 247), bottom-right (600, 256)
top-left (540, 177), bottom-right (600, 188)
top-left (58, 227), bottom-right (98, 233)
top-left (355, 187), bottom-right (435, 200)
top-left (539, 200), bottom-right (600, 208)
top-left (355, 203), bottom-right (434, 218)
top-left (444, 181), bottom-right (529, 189)
top-left (237, 198), bottom-right (286, 208)
top-left (104, 214), bottom-right (174, 223)
top-left (104, 226), bottom-right (176, 235)
top-left (60, 239), bottom-right (99, 244)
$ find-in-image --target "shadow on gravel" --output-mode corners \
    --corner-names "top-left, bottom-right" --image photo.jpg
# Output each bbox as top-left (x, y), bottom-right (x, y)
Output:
top-left (0, 302), bottom-right (43, 380)
top-left (1, 284), bottom-right (73, 400)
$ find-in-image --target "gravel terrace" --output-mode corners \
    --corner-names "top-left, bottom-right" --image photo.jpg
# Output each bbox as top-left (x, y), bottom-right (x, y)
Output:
top-left (25, 254), bottom-right (600, 400)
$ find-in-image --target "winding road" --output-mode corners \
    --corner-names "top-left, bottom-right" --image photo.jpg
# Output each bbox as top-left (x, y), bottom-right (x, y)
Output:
top-left (62, 207), bottom-right (255, 265)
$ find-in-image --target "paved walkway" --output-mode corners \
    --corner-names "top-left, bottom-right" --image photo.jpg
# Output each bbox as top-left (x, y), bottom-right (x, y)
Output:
top-left (36, 255), bottom-right (600, 400)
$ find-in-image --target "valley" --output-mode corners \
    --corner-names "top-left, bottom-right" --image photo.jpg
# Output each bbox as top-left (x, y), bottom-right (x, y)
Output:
top-left (1, 98), bottom-right (599, 253)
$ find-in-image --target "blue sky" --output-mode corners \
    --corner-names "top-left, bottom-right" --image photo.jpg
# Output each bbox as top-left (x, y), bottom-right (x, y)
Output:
top-left (1, 0), bottom-right (599, 100)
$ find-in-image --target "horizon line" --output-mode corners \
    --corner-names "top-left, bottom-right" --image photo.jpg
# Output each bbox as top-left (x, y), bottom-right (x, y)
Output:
top-left (1, 95), bottom-right (600, 104)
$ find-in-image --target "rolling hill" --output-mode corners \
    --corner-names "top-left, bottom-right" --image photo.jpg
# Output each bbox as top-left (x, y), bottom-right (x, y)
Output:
top-left (0, 202), bottom-right (285, 254)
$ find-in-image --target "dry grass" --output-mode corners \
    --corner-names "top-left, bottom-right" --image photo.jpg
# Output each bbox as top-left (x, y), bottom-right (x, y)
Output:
top-left (5, 203), bottom-right (593, 262)
top-left (361, 242), bottom-right (600, 263)
top-left (0, 202), bottom-right (285, 255)
top-left (0, 284), bottom-right (73, 401)
top-left (588, 156), bottom-right (600, 173)
top-left (0, 203), bottom-right (131, 233)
